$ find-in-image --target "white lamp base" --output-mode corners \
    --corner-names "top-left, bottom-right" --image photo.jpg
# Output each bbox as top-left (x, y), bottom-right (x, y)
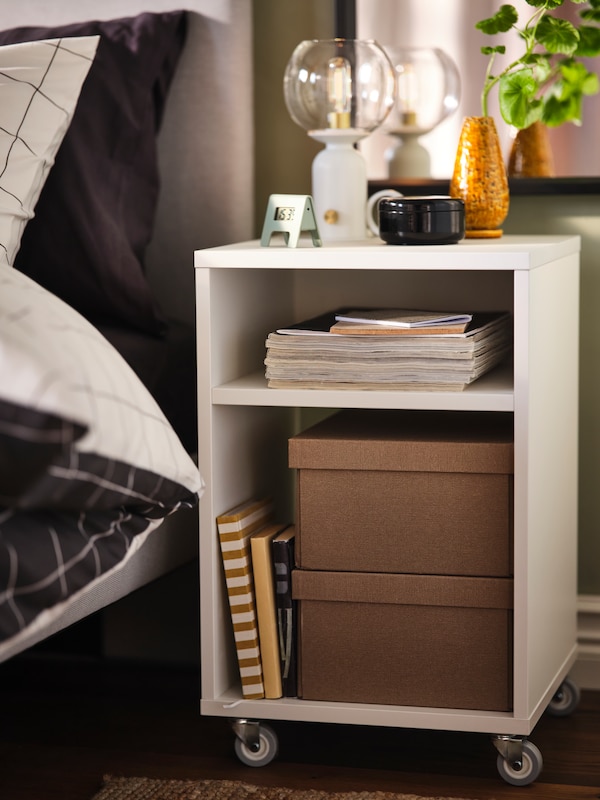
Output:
top-left (310, 131), bottom-right (368, 242)
top-left (386, 133), bottom-right (431, 178)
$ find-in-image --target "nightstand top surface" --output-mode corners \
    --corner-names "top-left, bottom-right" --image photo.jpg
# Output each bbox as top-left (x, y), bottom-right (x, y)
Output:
top-left (194, 234), bottom-right (580, 272)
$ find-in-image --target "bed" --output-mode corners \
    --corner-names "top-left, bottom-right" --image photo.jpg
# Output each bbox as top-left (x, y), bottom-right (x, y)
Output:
top-left (0, 1), bottom-right (254, 662)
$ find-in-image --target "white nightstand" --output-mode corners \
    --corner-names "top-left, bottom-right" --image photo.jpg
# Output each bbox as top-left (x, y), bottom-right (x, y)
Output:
top-left (194, 235), bottom-right (580, 784)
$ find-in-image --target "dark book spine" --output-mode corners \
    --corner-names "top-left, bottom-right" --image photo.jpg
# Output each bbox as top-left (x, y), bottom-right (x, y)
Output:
top-left (272, 534), bottom-right (297, 697)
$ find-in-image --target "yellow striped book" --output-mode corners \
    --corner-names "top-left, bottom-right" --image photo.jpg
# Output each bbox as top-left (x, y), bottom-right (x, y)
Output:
top-left (216, 497), bottom-right (274, 700)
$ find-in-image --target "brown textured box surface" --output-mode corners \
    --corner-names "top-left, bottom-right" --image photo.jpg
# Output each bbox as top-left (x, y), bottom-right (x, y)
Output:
top-left (293, 569), bottom-right (513, 711)
top-left (289, 410), bottom-right (514, 577)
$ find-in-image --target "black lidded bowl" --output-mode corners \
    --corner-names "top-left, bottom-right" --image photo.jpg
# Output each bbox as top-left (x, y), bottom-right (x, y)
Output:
top-left (378, 195), bottom-right (465, 245)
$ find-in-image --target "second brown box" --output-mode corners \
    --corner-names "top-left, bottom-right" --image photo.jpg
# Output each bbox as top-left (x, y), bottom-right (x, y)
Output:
top-left (292, 569), bottom-right (513, 711)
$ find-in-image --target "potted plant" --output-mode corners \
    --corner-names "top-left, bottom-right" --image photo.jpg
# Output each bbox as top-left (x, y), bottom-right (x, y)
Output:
top-left (478, 0), bottom-right (600, 131)
top-left (450, 0), bottom-right (600, 236)
top-left (480, 0), bottom-right (600, 175)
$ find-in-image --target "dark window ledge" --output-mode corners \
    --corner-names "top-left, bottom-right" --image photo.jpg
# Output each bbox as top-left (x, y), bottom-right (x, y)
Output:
top-left (369, 176), bottom-right (600, 196)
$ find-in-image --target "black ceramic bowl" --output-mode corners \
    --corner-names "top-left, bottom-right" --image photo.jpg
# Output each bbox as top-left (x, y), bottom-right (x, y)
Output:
top-left (378, 195), bottom-right (465, 245)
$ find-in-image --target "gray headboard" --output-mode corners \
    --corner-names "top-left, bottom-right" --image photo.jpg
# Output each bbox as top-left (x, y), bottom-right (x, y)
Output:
top-left (0, 1), bottom-right (254, 325)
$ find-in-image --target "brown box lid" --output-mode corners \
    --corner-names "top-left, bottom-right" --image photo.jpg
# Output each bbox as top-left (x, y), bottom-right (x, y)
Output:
top-left (292, 569), bottom-right (513, 610)
top-left (289, 410), bottom-right (513, 474)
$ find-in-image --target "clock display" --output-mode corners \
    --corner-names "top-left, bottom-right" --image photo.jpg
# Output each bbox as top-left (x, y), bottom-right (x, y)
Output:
top-left (274, 206), bottom-right (295, 221)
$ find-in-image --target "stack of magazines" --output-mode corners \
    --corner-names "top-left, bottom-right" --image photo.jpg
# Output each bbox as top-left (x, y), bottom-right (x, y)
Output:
top-left (264, 308), bottom-right (512, 391)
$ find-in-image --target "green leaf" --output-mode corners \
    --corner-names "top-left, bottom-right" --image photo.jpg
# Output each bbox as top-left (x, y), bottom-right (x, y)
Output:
top-left (584, 72), bottom-right (600, 94)
top-left (476, 4), bottom-right (519, 35)
top-left (560, 59), bottom-right (600, 95)
top-left (526, 0), bottom-right (563, 8)
top-left (522, 52), bottom-right (553, 80)
top-left (536, 16), bottom-right (580, 54)
top-left (542, 92), bottom-right (582, 126)
top-left (540, 57), bottom-right (599, 126)
top-left (481, 45), bottom-right (507, 55)
top-left (576, 25), bottom-right (600, 56)
top-left (499, 68), bottom-right (543, 127)
top-left (580, 8), bottom-right (600, 22)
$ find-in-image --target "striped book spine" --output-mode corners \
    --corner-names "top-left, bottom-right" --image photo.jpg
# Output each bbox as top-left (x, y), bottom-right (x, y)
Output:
top-left (216, 497), bottom-right (274, 700)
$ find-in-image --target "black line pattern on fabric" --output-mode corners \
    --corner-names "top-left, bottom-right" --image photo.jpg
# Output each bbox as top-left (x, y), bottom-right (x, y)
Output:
top-left (0, 32), bottom-right (201, 658)
top-left (0, 41), bottom-right (72, 188)
top-left (0, 506), bottom-right (156, 638)
top-left (0, 263), bottom-right (201, 645)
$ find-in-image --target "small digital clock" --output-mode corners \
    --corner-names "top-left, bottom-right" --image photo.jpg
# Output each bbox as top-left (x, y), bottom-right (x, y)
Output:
top-left (261, 194), bottom-right (321, 248)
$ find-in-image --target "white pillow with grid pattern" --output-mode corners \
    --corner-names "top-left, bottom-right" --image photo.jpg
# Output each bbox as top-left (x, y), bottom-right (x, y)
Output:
top-left (0, 263), bottom-right (203, 510)
top-left (0, 36), bottom-right (99, 267)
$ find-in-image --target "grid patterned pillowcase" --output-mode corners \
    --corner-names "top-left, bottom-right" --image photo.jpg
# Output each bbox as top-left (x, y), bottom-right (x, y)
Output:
top-left (0, 263), bottom-right (203, 510)
top-left (0, 36), bottom-right (99, 268)
top-left (0, 264), bottom-right (203, 645)
top-left (0, 30), bottom-right (201, 651)
top-left (1, 13), bottom-right (187, 336)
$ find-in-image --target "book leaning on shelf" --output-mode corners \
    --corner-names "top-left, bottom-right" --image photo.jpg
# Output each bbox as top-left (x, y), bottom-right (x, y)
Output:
top-left (250, 522), bottom-right (293, 699)
top-left (272, 525), bottom-right (297, 697)
top-left (216, 497), bottom-right (274, 700)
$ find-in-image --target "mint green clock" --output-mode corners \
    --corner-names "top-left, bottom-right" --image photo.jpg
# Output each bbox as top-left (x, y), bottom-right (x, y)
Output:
top-left (260, 194), bottom-right (322, 248)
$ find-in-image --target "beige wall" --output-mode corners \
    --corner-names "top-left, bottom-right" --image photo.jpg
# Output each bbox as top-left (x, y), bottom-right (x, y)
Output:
top-left (252, 0), bottom-right (335, 236)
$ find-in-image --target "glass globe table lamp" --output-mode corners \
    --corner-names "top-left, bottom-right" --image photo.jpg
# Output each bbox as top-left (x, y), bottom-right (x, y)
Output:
top-left (381, 47), bottom-right (460, 178)
top-left (284, 39), bottom-right (395, 241)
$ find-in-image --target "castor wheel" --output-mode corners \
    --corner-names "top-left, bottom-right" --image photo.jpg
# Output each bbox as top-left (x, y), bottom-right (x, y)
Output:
top-left (232, 720), bottom-right (278, 767)
top-left (496, 739), bottom-right (543, 786)
top-left (547, 677), bottom-right (581, 717)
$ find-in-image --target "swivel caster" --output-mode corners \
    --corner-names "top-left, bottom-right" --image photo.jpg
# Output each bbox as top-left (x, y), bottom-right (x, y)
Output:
top-left (493, 735), bottom-right (543, 786)
top-left (232, 719), bottom-right (278, 767)
top-left (547, 676), bottom-right (581, 717)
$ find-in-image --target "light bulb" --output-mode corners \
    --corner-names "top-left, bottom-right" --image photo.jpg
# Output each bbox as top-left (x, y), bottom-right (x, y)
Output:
top-left (327, 56), bottom-right (352, 129)
top-left (397, 63), bottom-right (419, 127)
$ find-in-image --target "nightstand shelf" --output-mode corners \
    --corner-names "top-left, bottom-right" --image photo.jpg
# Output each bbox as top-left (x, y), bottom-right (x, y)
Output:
top-left (212, 363), bottom-right (514, 411)
top-left (194, 235), bottom-right (580, 783)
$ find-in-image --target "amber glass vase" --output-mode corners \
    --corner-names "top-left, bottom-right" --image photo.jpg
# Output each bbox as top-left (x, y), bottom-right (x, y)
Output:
top-left (508, 121), bottom-right (555, 177)
top-left (449, 116), bottom-right (509, 239)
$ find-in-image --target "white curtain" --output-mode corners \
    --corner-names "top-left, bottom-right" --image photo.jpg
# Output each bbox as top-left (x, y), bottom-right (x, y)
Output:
top-left (357, 0), bottom-right (600, 178)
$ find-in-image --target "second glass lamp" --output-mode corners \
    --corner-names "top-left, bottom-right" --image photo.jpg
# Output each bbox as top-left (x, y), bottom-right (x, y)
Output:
top-left (381, 47), bottom-right (461, 178)
top-left (284, 39), bottom-right (395, 242)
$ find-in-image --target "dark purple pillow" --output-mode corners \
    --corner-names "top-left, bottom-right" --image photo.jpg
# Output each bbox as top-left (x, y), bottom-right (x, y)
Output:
top-left (0, 12), bottom-right (187, 336)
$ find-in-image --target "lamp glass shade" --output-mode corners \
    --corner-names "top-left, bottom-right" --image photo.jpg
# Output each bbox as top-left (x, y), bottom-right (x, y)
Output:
top-left (283, 39), bottom-right (395, 137)
top-left (381, 47), bottom-right (461, 136)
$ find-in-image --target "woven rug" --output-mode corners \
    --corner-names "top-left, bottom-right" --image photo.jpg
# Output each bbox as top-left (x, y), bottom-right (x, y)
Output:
top-left (91, 776), bottom-right (478, 800)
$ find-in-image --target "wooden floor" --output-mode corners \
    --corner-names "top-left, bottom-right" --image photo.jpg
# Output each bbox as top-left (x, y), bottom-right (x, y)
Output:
top-left (0, 654), bottom-right (599, 800)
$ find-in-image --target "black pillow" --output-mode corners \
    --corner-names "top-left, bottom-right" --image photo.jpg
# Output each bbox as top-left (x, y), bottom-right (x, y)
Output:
top-left (0, 12), bottom-right (187, 336)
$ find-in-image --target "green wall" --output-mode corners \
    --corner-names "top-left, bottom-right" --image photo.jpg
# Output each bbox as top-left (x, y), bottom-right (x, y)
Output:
top-left (252, 1), bottom-right (335, 235)
top-left (251, 5), bottom-right (600, 596)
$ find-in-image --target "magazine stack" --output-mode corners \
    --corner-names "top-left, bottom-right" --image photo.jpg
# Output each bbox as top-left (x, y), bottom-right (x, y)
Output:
top-left (264, 308), bottom-right (512, 391)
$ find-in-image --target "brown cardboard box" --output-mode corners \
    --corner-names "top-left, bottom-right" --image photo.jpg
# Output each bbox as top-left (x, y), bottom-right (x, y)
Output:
top-left (289, 410), bottom-right (514, 577)
top-left (293, 569), bottom-right (513, 711)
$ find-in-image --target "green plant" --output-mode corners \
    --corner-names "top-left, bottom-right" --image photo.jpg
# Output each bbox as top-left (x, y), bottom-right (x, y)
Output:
top-left (477, 0), bottom-right (600, 128)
